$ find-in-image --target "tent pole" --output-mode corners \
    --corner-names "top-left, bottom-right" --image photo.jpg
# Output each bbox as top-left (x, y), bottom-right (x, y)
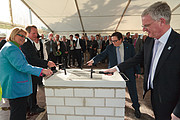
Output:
top-left (9, 0), bottom-right (14, 26)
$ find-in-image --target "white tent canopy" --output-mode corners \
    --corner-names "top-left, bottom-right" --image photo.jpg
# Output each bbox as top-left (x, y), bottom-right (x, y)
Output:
top-left (13, 0), bottom-right (180, 35)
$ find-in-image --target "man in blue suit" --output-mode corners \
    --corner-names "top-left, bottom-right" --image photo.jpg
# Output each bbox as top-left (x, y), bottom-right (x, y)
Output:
top-left (87, 32), bottom-right (141, 118)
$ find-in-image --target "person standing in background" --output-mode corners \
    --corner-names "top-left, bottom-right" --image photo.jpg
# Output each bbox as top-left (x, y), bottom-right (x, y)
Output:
top-left (44, 32), bottom-right (57, 71)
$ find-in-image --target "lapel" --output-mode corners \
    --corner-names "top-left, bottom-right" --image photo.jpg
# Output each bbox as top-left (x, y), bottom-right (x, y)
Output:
top-left (154, 30), bottom-right (175, 77)
top-left (27, 38), bottom-right (38, 52)
top-left (145, 37), bottom-right (154, 74)
top-left (112, 45), bottom-right (117, 63)
top-left (123, 43), bottom-right (128, 61)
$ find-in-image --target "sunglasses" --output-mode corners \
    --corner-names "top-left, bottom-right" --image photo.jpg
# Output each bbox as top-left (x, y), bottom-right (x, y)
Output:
top-left (17, 34), bottom-right (27, 39)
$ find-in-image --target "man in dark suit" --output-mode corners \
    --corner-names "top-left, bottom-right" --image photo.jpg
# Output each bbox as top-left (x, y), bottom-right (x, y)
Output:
top-left (124, 32), bottom-right (133, 44)
top-left (60, 36), bottom-right (69, 68)
top-left (44, 32), bottom-right (57, 70)
top-left (105, 2), bottom-right (180, 120)
top-left (68, 35), bottom-right (75, 67)
top-left (87, 32), bottom-right (141, 118)
top-left (89, 35), bottom-right (98, 59)
top-left (74, 33), bottom-right (84, 68)
top-left (21, 25), bottom-right (56, 115)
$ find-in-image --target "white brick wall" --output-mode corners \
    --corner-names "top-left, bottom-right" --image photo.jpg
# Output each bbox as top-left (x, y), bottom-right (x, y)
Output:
top-left (65, 98), bottom-right (84, 106)
top-left (48, 115), bottom-right (65, 120)
top-left (46, 97), bottom-right (64, 106)
top-left (115, 108), bottom-right (125, 116)
top-left (95, 89), bottom-right (114, 97)
top-left (75, 107), bottom-right (94, 115)
top-left (74, 88), bottom-right (93, 97)
top-left (86, 116), bottom-right (104, 120)
top-left (95, 107), bottom-right (114, 116)
top-left (56, 106), bottom-right (74, 115)
top-left (85, 98), bottom-right (104, 107)
top-left (106, 98), bottom-right (125, 107)
top-left (47, 106), bottom-right (55, 114)
top-left (105, 117), bottom-right (124, 120)
top-left (116, 89), bottom-right (125, 98)
top-left (45, 87), bottom-right (125, 120)
top-left (66, 116), bottom-right (84, 120)
top-left (45, 88), bottom-right (54, 96)
top-left (55, 88), bottom-right (73, 97)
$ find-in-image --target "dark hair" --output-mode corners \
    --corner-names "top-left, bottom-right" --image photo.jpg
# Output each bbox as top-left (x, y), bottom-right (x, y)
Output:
top-left (111, 32), bottom-right (123, 40)
top-left (75, 33), bottom-right (79, 37)
top-left (69, 34), bottom-right (73, 37)
top-left (25, 25), bottom-right (37, 33)
top-left (126, 32), bottom-right (130, 35)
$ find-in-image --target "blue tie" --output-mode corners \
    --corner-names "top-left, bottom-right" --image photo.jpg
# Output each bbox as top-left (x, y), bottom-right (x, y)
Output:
top-left (116, 46), bottom-right (121, 64)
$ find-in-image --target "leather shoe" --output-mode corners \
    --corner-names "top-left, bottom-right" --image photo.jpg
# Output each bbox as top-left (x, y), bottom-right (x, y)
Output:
top-left (134, 109), bottom-right (141, 118)
top-left (31, 106), bottom-right (45, 114)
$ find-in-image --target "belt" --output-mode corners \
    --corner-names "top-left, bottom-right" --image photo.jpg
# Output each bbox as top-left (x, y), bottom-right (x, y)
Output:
top-left (0, 107), bottom-right (10, 111)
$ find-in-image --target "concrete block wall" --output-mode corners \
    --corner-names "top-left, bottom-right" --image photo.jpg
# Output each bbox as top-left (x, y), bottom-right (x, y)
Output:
top-left (45, 87), bottom-right (125, 120)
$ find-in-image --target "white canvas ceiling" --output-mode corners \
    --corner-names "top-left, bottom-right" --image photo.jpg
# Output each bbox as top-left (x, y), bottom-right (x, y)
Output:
top-left (22, 0), bottom-right (180, 35)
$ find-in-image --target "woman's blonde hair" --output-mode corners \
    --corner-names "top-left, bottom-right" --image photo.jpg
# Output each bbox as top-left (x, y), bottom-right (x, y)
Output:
top-left (7, 27), bottom-right (27, 42)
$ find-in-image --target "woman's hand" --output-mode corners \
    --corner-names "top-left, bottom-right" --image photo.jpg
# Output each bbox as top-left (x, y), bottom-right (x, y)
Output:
top-left (42, 69), bottom-right (53, 76)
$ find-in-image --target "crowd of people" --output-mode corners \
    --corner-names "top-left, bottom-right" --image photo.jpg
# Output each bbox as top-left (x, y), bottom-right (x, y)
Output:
top-left (33, 31), bottom-right (147, 70)
top-left (0, 1), bottom-right (179, 120)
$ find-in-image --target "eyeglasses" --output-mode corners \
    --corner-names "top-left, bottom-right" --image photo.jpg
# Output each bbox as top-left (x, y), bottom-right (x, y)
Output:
top-left (17, 34), bottom-right (27, 39)
top-left (112, 40), bottom-right (119, 43)
top-left (142, 21), bottom-right (155, 29)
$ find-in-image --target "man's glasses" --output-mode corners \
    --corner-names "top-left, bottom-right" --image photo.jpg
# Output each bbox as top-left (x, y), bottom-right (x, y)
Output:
top-left (142, 21), bottom-right (155, 29)
top-left (17, 34), bottom-right (27, 39)
top-left (112, 40), bottom-right (119, 43)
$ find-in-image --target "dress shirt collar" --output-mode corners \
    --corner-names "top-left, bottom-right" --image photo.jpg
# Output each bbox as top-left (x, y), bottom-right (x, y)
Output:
top-left (155, 27), bottom-right (172, 45)
top-left (117, 42), bottom-right (124, 48)
top-left (27, 37), bottom-right (34, 44)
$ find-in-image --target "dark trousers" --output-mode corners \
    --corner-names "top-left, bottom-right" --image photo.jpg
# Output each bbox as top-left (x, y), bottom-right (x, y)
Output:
top-left (75, 49), bottom-right (82, 67)
top-left (126, 77), bottom-right (140, 110)
top-left (62, 55), bottom-right (68, 67)
top-left (9, 96), bottom-right (28, 120)
top-left (37, 76), bottom-right (43, 85)
top-left (151, 89), bottom-right (177, 120)
top-left (69, 50), bottom-right (75, 66)
top-left (48, 52), bottom-right (57, 70)
top-left (28, 83), bottom-right (37, 111)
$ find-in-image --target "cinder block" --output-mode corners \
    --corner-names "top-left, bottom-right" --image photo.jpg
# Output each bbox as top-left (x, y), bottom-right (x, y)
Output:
top-left (75, 107), bottom-right (94, 115)
top-left (106, 98), bottom-right (125, 107)
top-left (116, 89), bottom-right (125, 98)
top-left (46, 97), bottom-right (64, 105)
top-left (95, 89), bottom-right (114, 97)
top-left (45, 88), bottom-right (54, 96)
top-left (65, 98), bottom-right (84, 106)
top-left (56, 106), bottom-right (74, 114)
top-left (47, 106), bottom-right (55, 114)
top-left (85, 98), bottom-right (104, 106)
top-left (48, 115), bottom-right (65, 120)
top-left (115, 108), bottom-right (125, 116)
top-left (105, 117), bottom-right (124, 120)
top-left (55, 88), bottom-right (73, 96)
top-left (74, 88), bottom-right (93, 97)
top-left (95, 107), bottom-right (114, 116)
top-left (67, 116), bottom-right (85, 120)
top-left (86, 116), bottom-right (104, 120)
